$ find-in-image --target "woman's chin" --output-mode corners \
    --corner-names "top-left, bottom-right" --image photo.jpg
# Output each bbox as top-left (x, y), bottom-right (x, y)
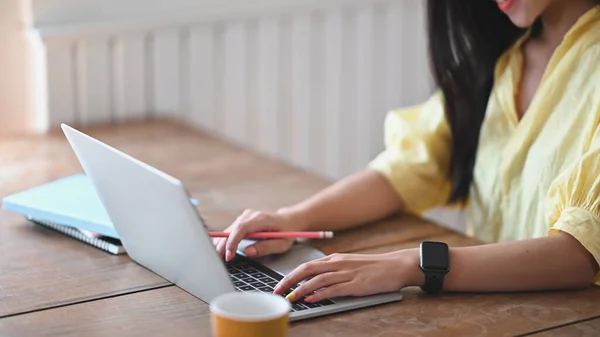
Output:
top-left (507, 15), bottom-right (538, 29)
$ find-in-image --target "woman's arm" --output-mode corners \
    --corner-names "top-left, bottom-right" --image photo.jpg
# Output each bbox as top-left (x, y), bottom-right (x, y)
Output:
top-left (276, 231), bottom-right (599, 302)
top-left (216, 169), bottom-right (406, 259)
top-left (217, 93), bottom-right (452, 259)
top-left (439, 231), bottom-right (598, 292)
top-left (281, 169), bottom-right (405, 232)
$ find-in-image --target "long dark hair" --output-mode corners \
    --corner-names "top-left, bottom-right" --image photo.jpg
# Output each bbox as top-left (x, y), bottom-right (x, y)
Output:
top-left (427, 1), bottom-right (526, 204)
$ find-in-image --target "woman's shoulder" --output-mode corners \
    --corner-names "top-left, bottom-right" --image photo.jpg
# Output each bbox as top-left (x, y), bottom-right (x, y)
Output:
top-left (570, 41), bottom-right (600, 95)
top-left (566, 6), bottom-right (600, 66)
top-left (576, 40), bottom-right (600, 68)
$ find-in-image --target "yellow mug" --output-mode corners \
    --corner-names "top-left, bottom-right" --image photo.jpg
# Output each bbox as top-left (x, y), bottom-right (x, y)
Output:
top-left (210, 292), bottom-right (291, 337)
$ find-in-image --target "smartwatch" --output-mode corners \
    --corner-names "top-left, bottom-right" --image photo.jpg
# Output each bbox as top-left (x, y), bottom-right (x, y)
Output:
top-left (419, 241), bottom-right (450, 294)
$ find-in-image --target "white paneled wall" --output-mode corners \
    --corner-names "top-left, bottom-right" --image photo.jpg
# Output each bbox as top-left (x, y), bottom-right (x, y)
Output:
top-left (34, 0), bottom-right (468, 232)
top-left (38, 1), bottom-right (433, 181)
top-left (113, 32), bottom-right (147, 122)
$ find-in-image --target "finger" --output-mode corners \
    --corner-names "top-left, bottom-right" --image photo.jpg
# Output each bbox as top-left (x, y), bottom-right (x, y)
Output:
top-left (274, 260), bottom-right (338, 295)
top-left (212, 237), bottom-right (222, 249)
top-left (304, 281), bottom-right (355, 303)
top-left (215, 240), bottom-right (226, 257)
top-left (215, 234), bottom-right (227, 256)
top-left (286, 272), bottom-right (351, 301)
top-left (215, 233), bottom-right (231, 253)
top-left (224, 212), bottom-right (273, 261)
top-left (215, 226), bottom-right (236, 257)
top-left (244, 239), bottom-right (292, 258)
top-left (215, 227), bottom-right (236, 256)
top-left (216, 210), bottom-right (256, 257)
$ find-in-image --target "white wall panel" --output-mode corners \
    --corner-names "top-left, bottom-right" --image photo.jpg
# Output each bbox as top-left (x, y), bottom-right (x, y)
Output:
top-left (339, 9), bottom-right (358, 178)
top-left (187, 25), bottom-right (217, 132)
top-left (277, 19), bottom-right (293, 164)
top-left (256, 17), bottom-right (281, 157)
top-left (245, 22), bottom-right (260, 150)
top-left (307, 12), bottom-right (326, 177)
top-left (222, 21), bottom-right (248, 144)
top-left (179, 29), bottom-right (191, 123)
top-left (212, 26), bottom-right (225, 134)
top-left (152, 28), bottom-right (181, 117)
top-left (355, 5), bottom-right (374, 170)
top-left (113, 32), bottom-right (147, 122)
top-left (45, 38), bottom-right (77, 127)
top-left (384, 1), bottom-right (403, 110)
top-left (76, 36), bottom-right (112, 125)
top-left (290, 13), bottom-right (312, 170)
top-left (370, 3), bottom-right (390, 158)
top-left (323, 9), bottom-right (343, 179)
top-left (415, 0), bottom-right (433, 101)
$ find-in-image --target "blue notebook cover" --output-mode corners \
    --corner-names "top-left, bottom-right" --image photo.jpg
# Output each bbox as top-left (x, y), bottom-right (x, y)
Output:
top-left (1, 174), bottom-right (198, 239)
top-left (2, 174), bottom-right (120, 238)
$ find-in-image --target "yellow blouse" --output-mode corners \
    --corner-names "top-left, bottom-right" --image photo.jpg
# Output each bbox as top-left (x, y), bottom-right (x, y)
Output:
top-left (369, 6), bottom-right (600, 284)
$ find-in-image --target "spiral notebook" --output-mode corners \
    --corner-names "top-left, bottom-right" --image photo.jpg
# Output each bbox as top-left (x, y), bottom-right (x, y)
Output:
top-left (30, 217), bottom-right (126, 254)
top-left (2, 174), bottom-right (198, 255)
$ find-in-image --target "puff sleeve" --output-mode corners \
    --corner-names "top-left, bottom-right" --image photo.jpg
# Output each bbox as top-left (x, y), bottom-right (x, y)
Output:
top-left (368, 91), bottom-right (453, 215)
top-left (546, 127), bottom-right (600, 285)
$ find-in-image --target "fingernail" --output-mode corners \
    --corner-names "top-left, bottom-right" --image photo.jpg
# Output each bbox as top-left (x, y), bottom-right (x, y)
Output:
top-left (285, 291), bottom-right (297, 302)
top-left (245, 247), bottom-right (257, 257)
top-left (226, 250), bottom-right (233, 261)
top-left (304, 296), bottom-right (314, 303)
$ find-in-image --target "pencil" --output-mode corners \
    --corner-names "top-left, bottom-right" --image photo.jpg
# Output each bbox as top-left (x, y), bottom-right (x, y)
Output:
top-left (208, 231), bottom-right (334, 239)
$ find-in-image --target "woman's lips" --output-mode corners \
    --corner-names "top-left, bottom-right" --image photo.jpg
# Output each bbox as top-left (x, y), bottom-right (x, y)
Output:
top-left (496, 0), bottom-right (516, 12)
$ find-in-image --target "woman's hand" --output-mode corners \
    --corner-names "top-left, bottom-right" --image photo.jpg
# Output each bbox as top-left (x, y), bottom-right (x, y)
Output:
top-left (214, 208), bottom-right (307, 261)
top-left (273, 250), bottom-right (422, 303)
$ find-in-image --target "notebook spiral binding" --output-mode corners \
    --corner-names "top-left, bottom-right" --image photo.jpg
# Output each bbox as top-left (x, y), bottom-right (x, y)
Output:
top-left (29, 217), bottom-right (126, 255)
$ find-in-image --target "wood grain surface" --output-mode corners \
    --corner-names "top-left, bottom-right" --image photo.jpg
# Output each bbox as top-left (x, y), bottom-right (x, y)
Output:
top-left (529, 318), bottom-right (600, 337)
top-left (3, 121), bottom-right (600, 336)
top-left (2, 278), bottom-right (599, 337)
top-left (0, 124), bottom-right (179, 317)
top-left (0, 121), bottom-right (318, 317)
top-left (0, 212), bottom-right (169, 318)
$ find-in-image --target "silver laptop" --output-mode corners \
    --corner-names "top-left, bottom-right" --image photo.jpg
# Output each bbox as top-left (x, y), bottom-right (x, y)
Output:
top-left (61, 123), bottom-right (402, 321)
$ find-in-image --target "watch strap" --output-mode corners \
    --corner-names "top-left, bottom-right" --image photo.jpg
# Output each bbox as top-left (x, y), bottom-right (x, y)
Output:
top-left (420, 270), bottom-right (446, 294)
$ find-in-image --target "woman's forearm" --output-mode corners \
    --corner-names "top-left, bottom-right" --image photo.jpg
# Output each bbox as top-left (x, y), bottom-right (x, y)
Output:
top-left (404, 231), bottom-right (599, 292)
top-left (280, 169), bottom-right (405, 232)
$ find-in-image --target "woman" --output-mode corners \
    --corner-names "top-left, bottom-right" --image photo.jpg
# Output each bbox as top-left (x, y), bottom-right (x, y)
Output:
top-left (216, 0), bottom-right (600, 303)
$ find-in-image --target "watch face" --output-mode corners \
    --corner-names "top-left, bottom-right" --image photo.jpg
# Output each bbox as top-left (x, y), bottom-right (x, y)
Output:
top-left (420, 241), bottom-right (449, 271)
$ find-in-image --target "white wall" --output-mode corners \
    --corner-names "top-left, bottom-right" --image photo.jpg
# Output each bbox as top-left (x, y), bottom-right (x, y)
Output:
top-left (28, 0), bottom-right (467, 232)
top-left (0, 0), bottom-right (41, 134)
top-left (32, 0), bottom-right (387, 29)
top-left (32, 0), bottom-right (433, 179)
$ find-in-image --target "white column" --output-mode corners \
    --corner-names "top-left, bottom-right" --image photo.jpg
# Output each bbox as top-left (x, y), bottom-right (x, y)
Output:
top-left (0, 0), bottom-right (38, 134)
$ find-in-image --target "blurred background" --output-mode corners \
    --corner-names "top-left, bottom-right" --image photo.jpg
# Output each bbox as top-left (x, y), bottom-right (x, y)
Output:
top-left (0, 0), bottom-right (466, 232)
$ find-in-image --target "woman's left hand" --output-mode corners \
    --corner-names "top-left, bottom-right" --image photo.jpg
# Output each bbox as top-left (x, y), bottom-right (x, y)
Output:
top-left (273, 250), bottom-right (422, 303)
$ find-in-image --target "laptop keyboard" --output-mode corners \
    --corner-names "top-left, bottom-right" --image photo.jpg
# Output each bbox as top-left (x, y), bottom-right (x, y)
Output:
top-left (226, 254), bottom-right (335, 312)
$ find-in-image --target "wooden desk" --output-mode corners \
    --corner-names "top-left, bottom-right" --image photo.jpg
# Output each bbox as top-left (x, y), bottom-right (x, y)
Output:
top-left (0, 125), bottom-right (172, 318)
top-left (530, 318), bottom-right (600, 336)
top-left (0, 212), bottom-right (168, 318)
top-left (0, 122), bottom-right (304, 318)
top-left (2, 229), bottom-right (600, 337)
top-left (1, 121), bottom-right (600, 336)
top-left (2, 276), bottom-right (600, 337)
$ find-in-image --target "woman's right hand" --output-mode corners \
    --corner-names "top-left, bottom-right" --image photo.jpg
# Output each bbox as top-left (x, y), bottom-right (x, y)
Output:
top-left (214, 208), bottom-right (306, 261)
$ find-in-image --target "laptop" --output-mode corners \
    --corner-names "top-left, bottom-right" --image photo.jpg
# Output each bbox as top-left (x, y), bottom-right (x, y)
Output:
top-left (61, 123), bottom-right (403, 321)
